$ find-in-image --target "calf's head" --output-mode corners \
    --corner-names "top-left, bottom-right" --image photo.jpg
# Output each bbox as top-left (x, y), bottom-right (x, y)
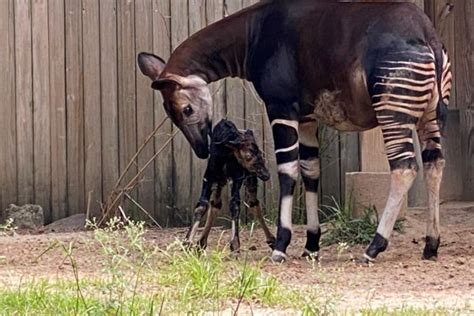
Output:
top-left (137, 52), bottom-right (212, 159)
top-left (213, 120), bottom-right (270, 181)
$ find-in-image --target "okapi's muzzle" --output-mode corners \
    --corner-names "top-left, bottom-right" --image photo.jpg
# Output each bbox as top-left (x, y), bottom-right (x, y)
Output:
top-left (181, 120), bottom-right (211, 159)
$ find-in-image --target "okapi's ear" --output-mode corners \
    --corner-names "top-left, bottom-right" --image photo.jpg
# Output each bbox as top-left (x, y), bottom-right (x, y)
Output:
top-left (151, 78), bottom-right (182, 92)
top-left (137, 52), bottom-right (166, 81)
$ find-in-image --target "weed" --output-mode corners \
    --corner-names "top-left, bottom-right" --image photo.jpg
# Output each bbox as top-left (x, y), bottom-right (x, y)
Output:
top-left (0, 218), bottom-right (17, 236)
top-left (321, 198), bottom-right (405, 246)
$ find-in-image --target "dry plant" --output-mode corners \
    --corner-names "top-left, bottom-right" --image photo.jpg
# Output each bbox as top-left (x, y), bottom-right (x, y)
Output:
top-left (99, 117), bottom-right (179, 227)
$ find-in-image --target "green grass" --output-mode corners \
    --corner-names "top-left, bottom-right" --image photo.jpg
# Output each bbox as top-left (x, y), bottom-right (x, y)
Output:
top-left (0, 218), bottom-right (337, 315)
top-left (321, 199), bottom-right (405, 246)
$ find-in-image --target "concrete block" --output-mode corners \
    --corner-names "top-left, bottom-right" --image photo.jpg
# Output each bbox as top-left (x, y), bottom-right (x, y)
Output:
top-left (345, 172), bottom-right (407, 219)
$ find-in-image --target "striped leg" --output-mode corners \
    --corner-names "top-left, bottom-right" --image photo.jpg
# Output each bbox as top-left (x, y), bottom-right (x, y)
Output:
top-left (419, 126), bottom-right (445, 260)
top-left (269, 116), bottom-right (299, 263)
top-left (185, 178), bottom-right (212, 245)
top-left (229, 178), bottom-right (244, 253)
top-left (244, 176), bottom-right (276, 249)
top-left (298, 121), bottom-right (321, 259)
top-left (418, 47), bottom-right (450, 260)
top-left (364, 50), bottom-right (437, 262)
top-left (198, 184), bottom-right (223, 249)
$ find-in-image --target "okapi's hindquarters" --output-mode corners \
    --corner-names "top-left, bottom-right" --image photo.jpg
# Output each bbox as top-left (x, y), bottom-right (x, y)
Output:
top-left (364, 47), bottom-right (447, 263)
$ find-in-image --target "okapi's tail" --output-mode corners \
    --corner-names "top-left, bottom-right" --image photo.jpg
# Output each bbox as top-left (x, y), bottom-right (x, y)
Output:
top-left (436, 46), bottom-right (452, 135)
top-left (435, 3), bottom-right (454, 135)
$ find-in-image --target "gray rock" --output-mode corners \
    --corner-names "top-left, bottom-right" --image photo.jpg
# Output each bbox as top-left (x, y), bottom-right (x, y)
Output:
top-left (3, 204), bottom-right (44, 230)
top-left (45, 213), bottom-right (87, 232)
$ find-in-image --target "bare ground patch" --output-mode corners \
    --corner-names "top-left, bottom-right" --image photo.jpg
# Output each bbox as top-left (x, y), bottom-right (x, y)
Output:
top-left (0, 204), bottom-right (472, 312)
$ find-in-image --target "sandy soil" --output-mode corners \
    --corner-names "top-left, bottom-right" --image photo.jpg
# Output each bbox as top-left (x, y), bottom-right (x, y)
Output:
top-left (0, 204), bottom-right (472, 312)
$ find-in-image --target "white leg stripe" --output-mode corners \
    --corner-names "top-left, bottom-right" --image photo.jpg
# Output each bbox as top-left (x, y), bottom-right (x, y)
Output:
top-left (271, 119), bottom-right (299, 131)
top-left (231, 220), bottom-right (237, 238)
top-left (275, 142), bottom-right (299, 154)
top-left (305, 191), bottom-right (319, 231)
top-left (280, 196), bottom-right (293, 231)
top-left (278, 160), bottom-right (299, 180)
top-left (300, 159), bottom-right (320, 179)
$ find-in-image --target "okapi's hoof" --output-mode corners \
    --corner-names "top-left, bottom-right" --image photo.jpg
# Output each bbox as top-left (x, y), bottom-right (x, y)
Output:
top-left (355, 254), bottom-right (375, 266)
top-left (422, 236), bottom-right (440, 261)
top-left (270, 250), bottom-right (287, 263)
top-left (302, 249), bottom-right (319, 261)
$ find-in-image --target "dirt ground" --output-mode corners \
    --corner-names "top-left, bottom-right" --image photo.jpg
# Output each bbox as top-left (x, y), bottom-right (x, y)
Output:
top-left (0, 203), bottom-right (472, 312)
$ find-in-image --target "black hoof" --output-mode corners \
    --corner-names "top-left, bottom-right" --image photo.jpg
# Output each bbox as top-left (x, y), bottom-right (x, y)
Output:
top-left (302, 249), bottom-right (319, 261)
top-left (270, 250), bottom-right (287, 263)
top-left (422, 236), bottom-right (440, 261)
top-left (230, 240), bottom-right (240, 253)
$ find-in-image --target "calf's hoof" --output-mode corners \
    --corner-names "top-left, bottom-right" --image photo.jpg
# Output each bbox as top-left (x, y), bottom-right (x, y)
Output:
top-left (422, 236), bottom-right (440, 261)
top-left (230, 239), bottom-right (240, 253)
top-left (270, 250), bottom-right (287, 263)
top-left (302, 249), bottom-right (319, 261)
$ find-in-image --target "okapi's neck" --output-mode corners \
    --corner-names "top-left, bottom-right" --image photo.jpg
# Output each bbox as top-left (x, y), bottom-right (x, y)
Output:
top-left (163, 5), bottom-right (260, 83)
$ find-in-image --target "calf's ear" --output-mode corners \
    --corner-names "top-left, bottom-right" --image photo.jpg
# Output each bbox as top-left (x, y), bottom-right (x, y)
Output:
top-left (137, 52), bottom-right (166, 81)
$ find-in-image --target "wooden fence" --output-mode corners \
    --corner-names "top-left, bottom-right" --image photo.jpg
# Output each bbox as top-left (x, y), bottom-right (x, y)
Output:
top-left (0, 0), bottom-right (472, 226)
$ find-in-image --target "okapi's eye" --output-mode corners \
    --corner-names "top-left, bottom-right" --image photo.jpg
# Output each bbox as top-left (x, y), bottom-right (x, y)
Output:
top-left (183, 105), bottom-right (193, 117)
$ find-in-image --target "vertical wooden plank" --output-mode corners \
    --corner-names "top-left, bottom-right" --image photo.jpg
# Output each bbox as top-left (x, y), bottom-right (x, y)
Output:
top-left (339, 132), bottom-right (360, 204)
top-left (189, 0), bottom-right (208, 212)
top-left (224, 0), bottom-right (244, 129)
top-left (0, 0), bottom-right (17, 212)
top-left (117, 0), bottom-right (137, 204)
top-left (15, 0), bottom-right (34, 206)
top-left (152, 0), bottom-right (173, 225)
top-left (100, 0), bottom-right (120, 208)
top-left (360, 128), bottom-right (390, 172)
top-left (171, 0), bottom-right (191, 225)
top-left (49, 0), bottom-right (68, 221)
top-left (319, 127), bottom-right (341, 205)
top-left (32, 0), bottom-right (51, 220)
top-left (135, 0), bottom-right (155, 219)
top-left (461, 109), bottom-right (474, 199)
top-left (206, 0), bottom-right (226, 125)
top-left (455, 0), bottom-right (474, 110)
top-left (66, 0), bottom-right (85, 215)
top-left (83, 0), bottom-right (102, 217)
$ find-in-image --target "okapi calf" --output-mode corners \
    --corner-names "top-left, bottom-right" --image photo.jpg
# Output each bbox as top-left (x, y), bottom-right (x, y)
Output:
top-left (184, 119), bottom-right (275, 252)
top-left (138, 0), bottom-right (452, 263)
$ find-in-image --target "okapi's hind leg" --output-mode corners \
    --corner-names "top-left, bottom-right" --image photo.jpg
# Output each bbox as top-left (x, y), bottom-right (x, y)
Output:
top-left (362, 49), bottom-right (440, 263)
top-left (244, 176), bottom-right (276, 249)
top-left (185, 179), bottom-right (212, 246)
top-left (418, 120), bottom-right (445, 260)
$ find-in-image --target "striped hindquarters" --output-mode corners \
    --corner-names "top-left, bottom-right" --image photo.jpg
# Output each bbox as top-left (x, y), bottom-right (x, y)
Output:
top-left (370, 49), bottom-right (438, 168)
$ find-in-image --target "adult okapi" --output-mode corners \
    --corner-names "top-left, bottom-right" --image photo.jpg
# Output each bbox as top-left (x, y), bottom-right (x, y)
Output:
top-left (137, 0), bottom-right (452, 264)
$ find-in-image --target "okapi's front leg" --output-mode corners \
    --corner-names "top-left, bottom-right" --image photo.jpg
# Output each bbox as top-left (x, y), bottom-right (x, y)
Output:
top-left (244, 176), bottom-right (276, 249)
top-left (298, 121), bottom-right (321, 259)
top-left (269, 113), bottom-right (299, 263)
top-left (229, 178), bottom-right (244, 252)
top-left (185, 178), bottom-right (212, 245)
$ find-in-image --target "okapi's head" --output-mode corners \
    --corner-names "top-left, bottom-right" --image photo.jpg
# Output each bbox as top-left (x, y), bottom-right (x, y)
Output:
top-left (137, 52), bottom-right (212, 159)
top-left (213, 120), bottom-right (270, 181)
